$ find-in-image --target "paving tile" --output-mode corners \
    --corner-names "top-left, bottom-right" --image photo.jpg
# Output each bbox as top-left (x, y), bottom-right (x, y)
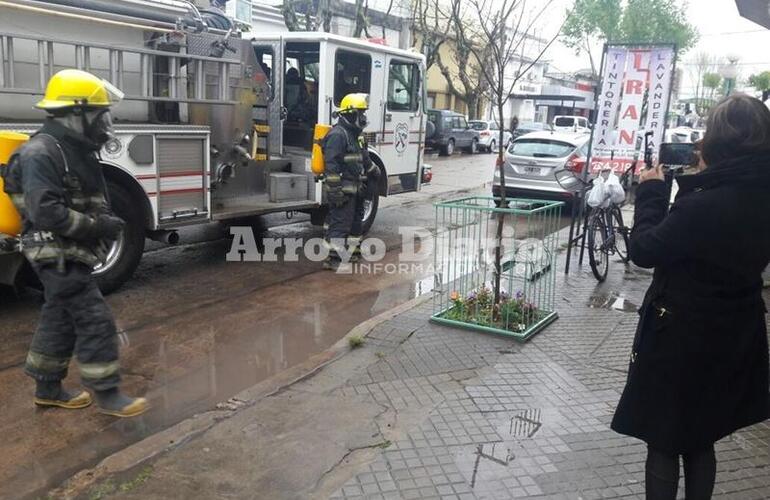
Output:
top-left (327, 254), bottom-right (770, 500)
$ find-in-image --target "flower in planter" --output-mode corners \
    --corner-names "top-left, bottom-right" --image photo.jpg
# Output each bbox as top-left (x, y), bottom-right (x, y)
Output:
top-left (450, 290), bottom-right (460, 301)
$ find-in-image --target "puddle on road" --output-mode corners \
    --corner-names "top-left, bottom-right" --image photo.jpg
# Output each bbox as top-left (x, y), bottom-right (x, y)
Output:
top-left (0, 250), bottom-right (436, 499)
top-left (588, 291), bottom-right (637, 313)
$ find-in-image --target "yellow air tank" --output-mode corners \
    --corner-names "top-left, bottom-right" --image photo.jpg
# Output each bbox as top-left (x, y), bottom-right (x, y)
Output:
top-left (0, 131), bottom-right (29, 236)
top-left (311, 124), bottom-right (332, 175)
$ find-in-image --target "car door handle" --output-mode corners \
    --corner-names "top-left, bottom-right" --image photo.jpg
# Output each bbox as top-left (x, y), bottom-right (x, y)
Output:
top-left (385, 113), bottom-right (392, 122)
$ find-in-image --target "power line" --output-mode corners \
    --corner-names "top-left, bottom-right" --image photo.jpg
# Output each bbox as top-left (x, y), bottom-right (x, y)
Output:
top-left (679, 61), bottom-right (770, 66)
top-left (699, 28), bottom-right (768, 36)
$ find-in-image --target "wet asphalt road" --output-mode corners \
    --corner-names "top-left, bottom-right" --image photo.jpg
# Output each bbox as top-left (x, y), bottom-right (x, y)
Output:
top-left (0, 152), bottom-right (571, 499)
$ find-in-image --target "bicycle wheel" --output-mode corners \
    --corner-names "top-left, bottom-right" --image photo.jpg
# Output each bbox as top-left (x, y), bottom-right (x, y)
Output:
top-left (611, 207), bottom-right (631, 264)
top-left (587, 210), bottom-right (609, 282)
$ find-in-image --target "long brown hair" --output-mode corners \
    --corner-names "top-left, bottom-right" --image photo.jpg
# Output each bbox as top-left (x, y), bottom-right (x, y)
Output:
top-left (702, 93), bottom-right (770, 166)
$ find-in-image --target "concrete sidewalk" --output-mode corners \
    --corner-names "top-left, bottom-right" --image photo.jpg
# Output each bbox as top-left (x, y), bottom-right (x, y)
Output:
top-left (65, 252), bottom-right (770, 499)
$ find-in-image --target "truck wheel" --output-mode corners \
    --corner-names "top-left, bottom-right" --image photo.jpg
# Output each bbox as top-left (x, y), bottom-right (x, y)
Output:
top-left (360, 188), bottom-right (380, 234)
top-left (93, 182), bottom-right (146, 294)
top-left (440, 139), bottom-right (455, 157)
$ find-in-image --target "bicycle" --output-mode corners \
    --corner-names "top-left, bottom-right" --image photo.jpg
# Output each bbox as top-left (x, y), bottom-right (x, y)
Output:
top-left (555, 163), bottom-right (634, 282)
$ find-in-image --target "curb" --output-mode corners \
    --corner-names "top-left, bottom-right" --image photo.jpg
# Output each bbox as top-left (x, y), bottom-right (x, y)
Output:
top-left (49, 293), bottom-right (433, 500)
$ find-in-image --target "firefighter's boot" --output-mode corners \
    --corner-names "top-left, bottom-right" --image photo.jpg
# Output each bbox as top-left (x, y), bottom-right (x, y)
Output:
top-left (95, 388), bottom-right (148, 418)
top-left (348, 236), bottom-right (363, 264)
top-left (323, 256), bottom-right (340, 270)
top-left (34, 381), bottom-right (92, 409)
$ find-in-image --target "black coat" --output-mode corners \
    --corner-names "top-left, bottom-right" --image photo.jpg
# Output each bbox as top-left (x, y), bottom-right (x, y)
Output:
top-left (611, 157), bottom-right (770, 454)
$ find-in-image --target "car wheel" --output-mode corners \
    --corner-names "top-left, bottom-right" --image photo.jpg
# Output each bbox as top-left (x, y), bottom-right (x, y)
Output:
top-left (442, 139), bottom-right (455, 156)
top-left (93, 181), bottom-right (146, 294)
top-left (469, 138), bottom-right (478, 154)
top-left (488, 139), bottom-right (496, 154)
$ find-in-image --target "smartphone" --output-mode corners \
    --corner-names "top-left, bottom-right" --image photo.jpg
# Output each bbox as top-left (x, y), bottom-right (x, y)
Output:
top-left (659, 142), bottom-right (696, 166)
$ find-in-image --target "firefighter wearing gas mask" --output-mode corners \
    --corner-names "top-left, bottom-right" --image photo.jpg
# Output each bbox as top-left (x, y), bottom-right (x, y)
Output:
top-left (321, 93), bottom-right (380, 270)
top-left (2, 70), bottom-right (148, 417)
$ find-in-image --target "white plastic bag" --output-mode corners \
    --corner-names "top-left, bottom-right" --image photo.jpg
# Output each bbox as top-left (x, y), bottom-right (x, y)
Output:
top-left (604, 173), bottom-right (626, 204)
top-left (586, 175), bottom-right (608, 208)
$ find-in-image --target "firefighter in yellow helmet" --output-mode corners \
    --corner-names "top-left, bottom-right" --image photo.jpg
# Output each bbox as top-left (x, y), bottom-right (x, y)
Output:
top-left (321, 93), bottom-right (380, 270)
top-left (1, 69), bottom-right (148, 417)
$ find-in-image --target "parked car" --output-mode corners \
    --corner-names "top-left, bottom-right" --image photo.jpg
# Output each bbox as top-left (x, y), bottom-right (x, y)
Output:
top-left (552, 115), bottom-right (591, 133)
top-left (426, 109), bottom-right (481, 156)
top-left (513, 121), bottom-right (550, 139)
top-left (493, 131), bottom-right (590, 202)
top-left (665, 126), bottom-right (705, 143)
top-left (469, 120), bottom-right (512, 153)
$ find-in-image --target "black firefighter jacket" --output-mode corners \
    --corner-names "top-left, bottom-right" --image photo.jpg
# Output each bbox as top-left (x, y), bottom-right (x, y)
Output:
top-left (611, 155), bottom-right (770, 454)
top-left (322, 121), bottom-right (365, 195)
top-left (3, 118), bottom-right (111, 268)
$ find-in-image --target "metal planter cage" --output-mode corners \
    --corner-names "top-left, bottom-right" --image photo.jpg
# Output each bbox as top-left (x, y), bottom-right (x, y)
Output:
top-left (431, 197), bottom-right (563, 341)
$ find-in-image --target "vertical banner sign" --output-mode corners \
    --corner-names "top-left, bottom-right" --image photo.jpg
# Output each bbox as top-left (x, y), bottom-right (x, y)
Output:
top-left (646, 47), bottom-right (675, 153)
top-left (592, 48), bottom-right (627, 158)
top-left (616, 50), bottom-right (650, 154)
top-left (589, 45), bottom-right (676, 173)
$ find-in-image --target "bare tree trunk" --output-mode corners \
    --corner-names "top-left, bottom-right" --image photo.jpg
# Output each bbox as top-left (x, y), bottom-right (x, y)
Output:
top-left (492, 98), bottom-right (507, 306)
top-left (353, 0), bottom-right (370, 38)
top-left (281, 0), bottom-right (301, 31)
top-left (382, 0), bottom-right (395, 39)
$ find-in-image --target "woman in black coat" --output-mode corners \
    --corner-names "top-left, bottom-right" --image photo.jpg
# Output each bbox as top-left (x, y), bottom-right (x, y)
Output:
top-left (612, 94), bottom-right (770, 499)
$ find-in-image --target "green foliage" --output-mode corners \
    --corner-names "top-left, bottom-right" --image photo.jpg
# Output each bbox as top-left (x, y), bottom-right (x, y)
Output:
top-left (443, 286), bottom-right (538, 333)
top-left (620, 0), bottom-right (698, 53)
top-left (703, 73), bottom-right (722, 90)
top-left (348, 335), bottom-right (365, 348)
top-left (748, 71), bottom-right (770, 92)
top-left (562, 0), bottom-right (623, 47)
top-left (87, 467), bottom-right (154, 500)
top-left (562, 0), bottom-right (698, 68)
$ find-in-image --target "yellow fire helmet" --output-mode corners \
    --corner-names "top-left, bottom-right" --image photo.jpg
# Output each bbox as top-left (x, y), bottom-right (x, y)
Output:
top-left (338, 93), bottom-right (369, 115)
top-left (35, 69), bottom-right (124, 110)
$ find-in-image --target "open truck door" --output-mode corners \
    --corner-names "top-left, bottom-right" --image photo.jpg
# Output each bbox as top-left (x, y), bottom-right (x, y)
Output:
top-left (380, 57), bottom-right (424, 193)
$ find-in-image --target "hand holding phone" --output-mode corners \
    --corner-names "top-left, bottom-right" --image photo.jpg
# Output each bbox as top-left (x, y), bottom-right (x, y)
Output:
top-left (639, 163), bottom-right (665, 184)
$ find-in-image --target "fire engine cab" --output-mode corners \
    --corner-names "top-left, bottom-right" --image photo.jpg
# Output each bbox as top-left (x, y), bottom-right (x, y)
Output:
top-left (0, 0), bottom-right (429, 292)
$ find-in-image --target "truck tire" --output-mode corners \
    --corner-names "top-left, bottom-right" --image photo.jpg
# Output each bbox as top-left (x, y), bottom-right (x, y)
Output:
top-left (93, 182), bottom-right (146, 294)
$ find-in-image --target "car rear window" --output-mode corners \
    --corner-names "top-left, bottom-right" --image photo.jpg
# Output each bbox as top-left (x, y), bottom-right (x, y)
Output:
top-left (554, 117), bottom-right (574, 127)
top-left (469, 121), bottom-right (487, 130)
top-left (509, 139), bottom-right (576, 158)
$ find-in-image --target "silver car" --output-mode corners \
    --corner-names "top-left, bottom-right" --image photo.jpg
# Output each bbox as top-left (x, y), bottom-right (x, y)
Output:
top-left (492, 131), bottom-right (590, 201)
top-left (469, 120), bottom-right (512, 153)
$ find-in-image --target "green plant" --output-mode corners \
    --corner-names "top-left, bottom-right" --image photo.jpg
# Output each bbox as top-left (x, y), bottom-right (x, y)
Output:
top-left (443, 285), bottom-right (538, 332)
top-left (348, 335), bottom-right (365, 348)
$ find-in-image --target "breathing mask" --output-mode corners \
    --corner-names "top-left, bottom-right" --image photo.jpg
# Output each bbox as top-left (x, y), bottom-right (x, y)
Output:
top-left (81, 108), bottom-right (115, 145)
top-left (342, 109), bottom-right (368, 131)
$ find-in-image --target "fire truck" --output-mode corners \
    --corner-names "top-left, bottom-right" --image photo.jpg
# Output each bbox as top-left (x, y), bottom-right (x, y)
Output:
top-left (0, 0), bottom-right (429, 292)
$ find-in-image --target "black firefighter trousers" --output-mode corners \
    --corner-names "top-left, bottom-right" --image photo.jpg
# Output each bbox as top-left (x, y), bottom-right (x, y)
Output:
top-left (325, 192), bottom-right (365, 261)
top-left (24, 262), bottom-right (120, 391)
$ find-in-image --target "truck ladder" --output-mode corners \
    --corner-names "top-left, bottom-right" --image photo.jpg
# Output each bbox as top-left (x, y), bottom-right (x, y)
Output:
top-left (0, 31), bottom-right (242, 104)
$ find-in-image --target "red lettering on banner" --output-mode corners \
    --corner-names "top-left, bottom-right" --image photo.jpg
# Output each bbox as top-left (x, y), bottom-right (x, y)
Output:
top-left (619, 129), bottom-right (635, 145)
top-left (621, 106), bottom-right (638, 119)
top-left (625, 80), bottom-right (644, 94)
